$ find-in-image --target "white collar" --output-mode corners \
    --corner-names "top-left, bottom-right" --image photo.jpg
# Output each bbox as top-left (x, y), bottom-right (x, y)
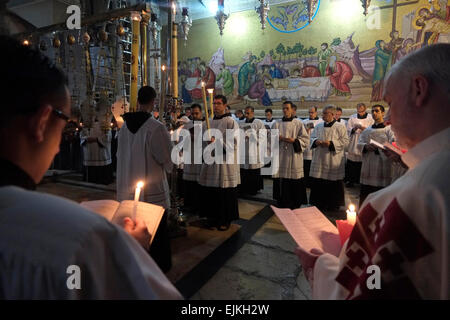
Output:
top-left (402, 127), bottom-right (450, 169)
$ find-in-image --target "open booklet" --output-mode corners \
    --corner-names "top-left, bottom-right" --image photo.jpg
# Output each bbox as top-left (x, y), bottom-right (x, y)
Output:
top-left (369, 139), bottom-right (404, 156)
top-left (270, 206), bottom-right (341, 257)
top-left (80, 200), bottom-right (164, 245)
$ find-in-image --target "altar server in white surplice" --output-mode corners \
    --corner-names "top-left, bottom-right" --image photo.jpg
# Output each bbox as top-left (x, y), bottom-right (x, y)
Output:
top-left (182, 104), bottom-right (203, 216)
top-left (0, 38), bottom-right (181, 299)
top-left (117, 86), bottom-right (173, 272)
top-left (357, 104), bottom-right (395, 207)
top-left (304, 45), bottom-right (450, 299)
top-left (302, 106), bottom-right (324, 188)
top-left (239, 106), bottom-right (266, 195)
top-left (309, 105), bottom-right (349, 211)
top-left (272, 101), bottom-right (309, 209)
top-left (263, 108), bottom-right (276, 129)
top-left (80, 119), bottom-right (113, 184)
top-left (198, 95), bottom-right (240, 231)
top-left (345, 103), bottom-right (374, 186)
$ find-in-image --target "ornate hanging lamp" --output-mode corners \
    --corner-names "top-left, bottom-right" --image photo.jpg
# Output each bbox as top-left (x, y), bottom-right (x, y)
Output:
top-left (306, 0), bottom-right (319, 23)
top-left (215, 0), bottom-right (228, 36)
top-left (361, 0), bottom-right (371, 16)
top-left (180, 7), bottom-right (192, 44)
top-left (255, 0), bottom-right (270, 30)
top-left (149, 13), bottom-right (161, 44)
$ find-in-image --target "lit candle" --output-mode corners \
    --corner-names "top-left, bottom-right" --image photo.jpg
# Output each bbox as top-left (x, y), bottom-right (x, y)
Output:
top-left (207, 88), bottom-right (214, 118)
top-left (133, 181), bottom-right (144, 220)
top-left (346, 204), bottom-right (357, 225)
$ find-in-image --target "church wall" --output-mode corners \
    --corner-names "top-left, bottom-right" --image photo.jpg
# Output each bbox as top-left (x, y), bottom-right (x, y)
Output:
top-left (177, 0), bottom-right (450, 117)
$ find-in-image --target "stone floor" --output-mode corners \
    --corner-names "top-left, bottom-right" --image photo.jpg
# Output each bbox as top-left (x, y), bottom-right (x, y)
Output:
top-left (37, 173), bottom-right (360, 300)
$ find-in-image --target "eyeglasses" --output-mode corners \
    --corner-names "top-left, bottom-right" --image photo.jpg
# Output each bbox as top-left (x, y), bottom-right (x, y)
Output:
top-left (52, 108), bottom-right (70, 123)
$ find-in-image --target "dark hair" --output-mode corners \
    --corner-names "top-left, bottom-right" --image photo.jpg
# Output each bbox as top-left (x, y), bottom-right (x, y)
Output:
top-left (245, 106), bottom-right (255, 112)
top-left (191, 103), bottom-right (202, 111)
top-left (265, 108), bottom-right (273, 114)
top-left (310, 106), bottom-right (318, 112)
top-left (0, 35), bottom-right (67, 124)
top-left (138, 86), bottom-right (156, 105)
top-left (185, 107), bottom-right (191, 111)
top-left (283, 101), bottom-right (294, 109)
top-left (372, 104), bottom-right (385, 112)
top-left (214, 94), bottom-right (227, 104)
top-left (336, 107), bottom-right (343, 112)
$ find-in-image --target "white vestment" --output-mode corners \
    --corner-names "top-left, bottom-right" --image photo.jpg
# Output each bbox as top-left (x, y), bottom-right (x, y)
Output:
top-left (263, 119), bottom-right (276, 129)
top-left (273, 118), bottom-right (309, 179)
top-left (309, 121), bottom-right (349, 181)
top-left (116, 118), bottom-right (172, 209)
top-left (0, 186), bottom-right (182, 300)
top-left (182, 121), bottom-right (202, 182)
top-left (240, 118), bottom-right (266, 170)
top-left (198, 115), bottom-right (240, 188)
top-left (357, 125), bottom-right (395, 187)
top-left (346, 113), bottom-right (374, 162)
top-left (313, 127), bottom-right (450, 299)
top-left (302, 118), bottom-right (324, 161)
top-left (80, 122), bottom-right (112, 166)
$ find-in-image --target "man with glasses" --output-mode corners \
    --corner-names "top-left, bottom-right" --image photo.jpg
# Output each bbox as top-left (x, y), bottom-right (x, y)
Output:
top-left (0, 36), bottom-right (181, 299)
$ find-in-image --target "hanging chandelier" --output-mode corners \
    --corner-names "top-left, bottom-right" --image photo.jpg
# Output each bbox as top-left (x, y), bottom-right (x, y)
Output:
top-left (215, 0), bottom-right (228, 36)
top-left (361, 0), bottom-right (371, 16)
top-left (255, 0), bottom-right (270, 30)
top-left (306, 0), bottom-right (319, 23)
top-left (149, 13), bottom-right (162, 44)
top-left (180, 7), bottom-right (192, 43)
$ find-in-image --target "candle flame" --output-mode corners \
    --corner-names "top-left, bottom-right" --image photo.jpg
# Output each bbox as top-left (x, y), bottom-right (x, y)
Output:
top-left (137, 181), bottom-right (144, 188)
top-left (207, 88), bottom-right (214, 94)
top-left (172, 2), bottom-right (176, 14)
top-left (22, 40), bottom-right (30, 46)
top-left (349, 204), bottom-right (356, 212)
top-left (201, 81), bottom-right (205, 87)
top-left (162, 65), bottom-right (166, 71)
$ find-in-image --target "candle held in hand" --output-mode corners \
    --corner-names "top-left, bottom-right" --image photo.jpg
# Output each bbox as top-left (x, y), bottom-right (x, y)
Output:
top-left (133, 181), bottom-right (144, 220)
top-left (346, 204), bottom-right (356, 225)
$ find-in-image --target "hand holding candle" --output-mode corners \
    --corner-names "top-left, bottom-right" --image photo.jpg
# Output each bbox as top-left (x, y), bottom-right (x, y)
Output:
top-left (346, 204), bottom-right (356, 226)
top-left (336, 203), bottom-right (357, 246)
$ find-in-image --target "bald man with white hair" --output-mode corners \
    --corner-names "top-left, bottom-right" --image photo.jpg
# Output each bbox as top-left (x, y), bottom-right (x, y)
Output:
top-left (298, 44), bottom-right (450, 299)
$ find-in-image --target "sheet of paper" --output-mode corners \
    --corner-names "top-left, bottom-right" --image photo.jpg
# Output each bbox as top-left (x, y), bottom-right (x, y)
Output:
top-left (80, 200), bottom-right (120, 221)
top-left (271, 206), bottom-right (341, 257)
top-left (114, 200), bottom-right (165, 245)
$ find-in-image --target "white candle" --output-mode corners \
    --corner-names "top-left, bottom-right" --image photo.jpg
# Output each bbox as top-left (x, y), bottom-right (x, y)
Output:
top-left (346, 204), bottom-right (357, 225)
top-left (133, 181), bottom-right (144, 220)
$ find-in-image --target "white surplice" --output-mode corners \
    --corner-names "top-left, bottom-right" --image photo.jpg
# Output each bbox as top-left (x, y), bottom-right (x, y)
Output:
top-left (346, 113), bottom-right (374, 162)
top-left (302, 118), bottom-right (324, 161)
top-left (263, 119), bottom-right (276, 129)
top-left (182, 120), bottom-right (203, 182)
top-left (272, 118), bottom-right (309, 179)
top-left (357, 124), bottom-right (395, 187)
top-left (313, 127), bottom-right (450, 299)
top-left (80, 121), bottom-right (112, 166)
top-left (116, 118), bottom-right (172, 209)
top-left (240, 118), bottom-right (266, 170)
top-left (0, 186), bottom-right (182, 300)
top-left (309, 121), bottom-right (349, 181)
top-left (198, 115), bottom-right (240, 188)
